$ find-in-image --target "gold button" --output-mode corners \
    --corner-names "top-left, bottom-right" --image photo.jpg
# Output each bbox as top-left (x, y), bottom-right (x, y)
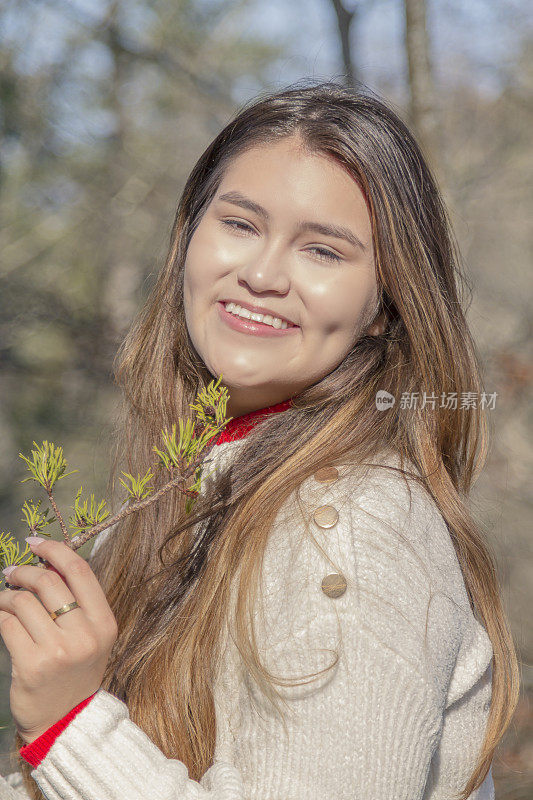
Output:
top-left (312, 504), bottom-right (339, 528)
top-left (314, 466), bottom-right (339, 483)
top-left (321, 573), bottom-right (347, 598)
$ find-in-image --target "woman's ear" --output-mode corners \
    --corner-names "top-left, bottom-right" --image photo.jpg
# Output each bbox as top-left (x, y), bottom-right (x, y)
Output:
top-left (365, 311), bottom-right (387, 336)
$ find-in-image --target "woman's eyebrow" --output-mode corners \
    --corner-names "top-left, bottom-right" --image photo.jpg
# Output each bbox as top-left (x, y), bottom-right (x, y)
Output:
top-left (217, 190), bottom-right (367, 252)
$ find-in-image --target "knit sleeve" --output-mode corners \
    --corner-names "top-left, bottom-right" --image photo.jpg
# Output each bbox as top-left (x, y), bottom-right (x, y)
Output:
top-left (15, 462), bottom-right (475, 800)
top-left (5, 524), bottom-right (123, 771)
top-left (18, 694), bottom-right (98, 767)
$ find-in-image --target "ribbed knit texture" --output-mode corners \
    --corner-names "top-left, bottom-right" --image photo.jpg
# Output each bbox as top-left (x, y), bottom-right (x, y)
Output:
top-left (18, 695), bottom-right (97, 768)
top-left (0, 407), bottom-right (495, 799)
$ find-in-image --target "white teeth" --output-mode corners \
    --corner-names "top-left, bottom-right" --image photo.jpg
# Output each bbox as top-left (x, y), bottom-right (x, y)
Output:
top-left (224, 302), bottom-right (290, 329)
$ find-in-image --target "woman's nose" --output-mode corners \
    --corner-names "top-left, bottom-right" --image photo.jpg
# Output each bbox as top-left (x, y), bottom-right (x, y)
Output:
top-left (236, 241), bottom-right (292, 294)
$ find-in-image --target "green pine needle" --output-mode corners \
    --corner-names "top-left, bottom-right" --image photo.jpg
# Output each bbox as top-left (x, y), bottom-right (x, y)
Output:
top-left (19, 440), bottom-right (78, 490)
top-left (189, 375), bottom-right (232, 430)
top-left (119, 468), bottom-right (155, 501)
top-left (21, 498), bottom-right (56, 534)
top-left (68, 486), bottom-right (110, 536)
top-left (0, 531), bottom-right (37, 572)
top-left (153, 376), bottom-right (233, 472)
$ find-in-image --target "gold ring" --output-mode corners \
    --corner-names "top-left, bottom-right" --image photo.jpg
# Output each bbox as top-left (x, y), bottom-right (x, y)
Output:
top-left (49, 601), bottom-right (80, 621)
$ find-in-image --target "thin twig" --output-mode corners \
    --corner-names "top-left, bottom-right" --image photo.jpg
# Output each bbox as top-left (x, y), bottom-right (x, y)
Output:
top-left (46, 488), bottom-right (70, 544)
top-left (69, 438), bottom-right (219, 550)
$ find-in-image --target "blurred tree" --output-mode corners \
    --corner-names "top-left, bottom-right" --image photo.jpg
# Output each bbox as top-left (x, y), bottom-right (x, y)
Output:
top-left (402, 0), bottom-right (447, 193)
top-left (327, 0), bottom-right (391, 88)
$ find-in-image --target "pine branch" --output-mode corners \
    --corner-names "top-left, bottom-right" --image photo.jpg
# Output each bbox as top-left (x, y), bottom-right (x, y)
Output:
top-left (69, 438), bottom-right (219, 549)
top-left (1, 376), bottom-right (233, 572)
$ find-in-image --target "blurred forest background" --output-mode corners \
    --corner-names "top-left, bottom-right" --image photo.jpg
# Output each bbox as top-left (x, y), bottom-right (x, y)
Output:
top-left (0, 0), bottom-right (532, 796)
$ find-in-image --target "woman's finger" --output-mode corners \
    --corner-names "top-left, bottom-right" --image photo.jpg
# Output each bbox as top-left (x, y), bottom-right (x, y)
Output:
top-left (1, 564), bottom-right (79, 640)
top-left (25, 538), bottom-right (115, 628)
top-left (0, 602), bottom-right (40, 656)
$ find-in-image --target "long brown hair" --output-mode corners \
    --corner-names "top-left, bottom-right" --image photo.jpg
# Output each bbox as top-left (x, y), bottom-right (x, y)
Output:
top-left (16, 80), bottom-right (520, 800)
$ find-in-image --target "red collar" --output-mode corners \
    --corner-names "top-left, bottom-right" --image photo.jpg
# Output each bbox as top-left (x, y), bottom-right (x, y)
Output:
top-left (216, 398), bottom-right (293, 444)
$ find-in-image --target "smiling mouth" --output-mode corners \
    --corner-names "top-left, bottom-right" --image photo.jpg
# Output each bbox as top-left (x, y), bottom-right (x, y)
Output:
top-left (220, 300), bottom-right (297, 329)
top-left (217, 301), bottom-right (299, 337)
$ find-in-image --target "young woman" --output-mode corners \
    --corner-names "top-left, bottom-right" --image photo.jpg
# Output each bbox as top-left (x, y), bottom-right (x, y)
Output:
top-left (0, 81), bottom-right (519, 800)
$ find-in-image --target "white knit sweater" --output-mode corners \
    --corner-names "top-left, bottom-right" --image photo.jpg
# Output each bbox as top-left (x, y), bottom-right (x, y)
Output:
top-left (0, 440), bottom-right (495, 800)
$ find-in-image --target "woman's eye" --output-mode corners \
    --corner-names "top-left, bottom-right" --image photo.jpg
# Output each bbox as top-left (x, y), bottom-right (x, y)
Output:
top-left (220, 219), bottom-right (254, 234)
top-left (307, 247), bottom-right (341, 263)
top-left (219, 219), bottom-right (340, 263)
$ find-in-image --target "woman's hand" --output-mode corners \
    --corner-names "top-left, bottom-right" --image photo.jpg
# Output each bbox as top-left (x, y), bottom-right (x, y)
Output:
top-left (0, 537), bottom-right (118, 744)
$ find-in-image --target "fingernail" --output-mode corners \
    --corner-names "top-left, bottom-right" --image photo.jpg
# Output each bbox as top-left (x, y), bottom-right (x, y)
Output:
top-left (25, 536), bottom-right (46, 547)
top-left (2, 566), bottom-right (16, 577)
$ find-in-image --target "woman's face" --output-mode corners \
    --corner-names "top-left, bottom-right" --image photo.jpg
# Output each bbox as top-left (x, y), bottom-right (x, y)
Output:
top-left (184, 135), bottom-right (384, 418)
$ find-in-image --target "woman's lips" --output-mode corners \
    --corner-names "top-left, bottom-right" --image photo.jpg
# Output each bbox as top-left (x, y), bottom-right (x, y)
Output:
top-left (217, 301), bottom-right (300, 338)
